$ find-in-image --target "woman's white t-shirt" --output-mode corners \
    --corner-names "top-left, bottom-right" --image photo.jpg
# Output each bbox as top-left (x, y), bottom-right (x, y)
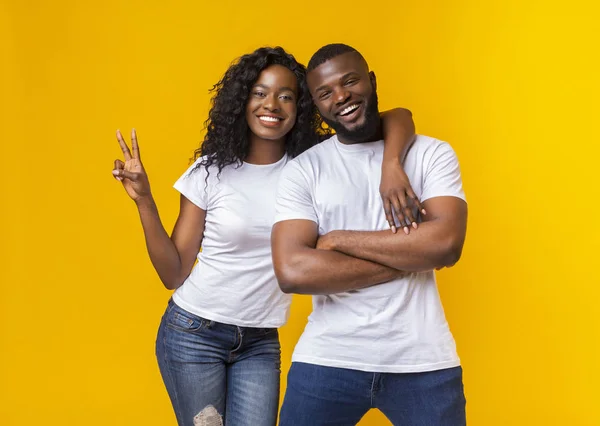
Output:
top-left (171, 154), bottom-right (291, 328)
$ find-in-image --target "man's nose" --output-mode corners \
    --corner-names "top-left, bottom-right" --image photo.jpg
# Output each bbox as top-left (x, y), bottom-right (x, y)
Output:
top-left (334, 88), bottom-right (351, 105)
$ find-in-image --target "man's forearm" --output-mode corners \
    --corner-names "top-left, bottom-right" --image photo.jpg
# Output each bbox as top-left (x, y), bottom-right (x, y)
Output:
top-left (325, 222), bottom-right (463, 272)
top-left (274, 247), bottom-right (402, 295)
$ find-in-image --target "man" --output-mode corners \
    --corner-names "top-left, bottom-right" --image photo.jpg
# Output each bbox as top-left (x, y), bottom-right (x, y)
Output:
top-left (271, 44), bottom-right (468, 425)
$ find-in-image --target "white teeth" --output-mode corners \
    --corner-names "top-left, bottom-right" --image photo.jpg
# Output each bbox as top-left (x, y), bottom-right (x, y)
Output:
top-left (259, 116), bottom-right (281, 122)
top-left (340, 104), bottom-right (359, 116)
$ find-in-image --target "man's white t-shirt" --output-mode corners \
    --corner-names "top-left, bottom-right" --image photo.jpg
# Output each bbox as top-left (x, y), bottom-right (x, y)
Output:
top-left (172, 154), bottom-right (292, 328)
top-left (274, 135), bottom-right (466, 373)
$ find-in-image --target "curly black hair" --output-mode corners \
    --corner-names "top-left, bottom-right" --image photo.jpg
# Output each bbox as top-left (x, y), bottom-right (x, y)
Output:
top-left (192, 46), bottom-right (330, 178)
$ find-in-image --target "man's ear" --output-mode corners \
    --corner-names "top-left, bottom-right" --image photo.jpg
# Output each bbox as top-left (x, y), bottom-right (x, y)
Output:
top-left (369, 71), bottom-right (377, 91)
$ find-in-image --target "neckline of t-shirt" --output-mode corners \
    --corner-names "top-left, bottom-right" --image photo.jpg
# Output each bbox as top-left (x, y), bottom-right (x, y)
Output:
top-left (242, 153), bottom-right (288, 168)
top-left (333, 134), bottom-right (383, 153)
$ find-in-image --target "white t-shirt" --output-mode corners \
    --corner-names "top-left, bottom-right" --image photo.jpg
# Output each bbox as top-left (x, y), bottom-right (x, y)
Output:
top-left (274, 135), bottom-right (466, 373)
top-left (172, 154), bottom-right (292, 328)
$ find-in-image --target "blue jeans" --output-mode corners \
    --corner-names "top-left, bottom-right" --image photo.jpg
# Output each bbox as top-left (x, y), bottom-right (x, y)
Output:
top-left (155, 299), bottom-right (281, 426)
top-left (279, 362), bottom-right (466, 426)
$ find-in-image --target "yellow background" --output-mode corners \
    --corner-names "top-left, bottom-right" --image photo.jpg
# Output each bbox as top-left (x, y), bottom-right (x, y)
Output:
top-left (1, 0), bottom-right (599, 424)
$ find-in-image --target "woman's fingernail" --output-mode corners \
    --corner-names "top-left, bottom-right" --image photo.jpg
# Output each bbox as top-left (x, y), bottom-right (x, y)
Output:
top-left (404, 227), bottom-right (409, 235)
top-left (391, 225), bottom-right (397, 234)
top-left (412, 222), bottom-right (418, 229)
top-left (421, 209), bottom-right (427, 215)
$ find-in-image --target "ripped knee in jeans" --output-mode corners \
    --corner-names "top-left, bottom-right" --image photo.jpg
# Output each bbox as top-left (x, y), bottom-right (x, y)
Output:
top-left (193, 405), bottom-right (223, 426)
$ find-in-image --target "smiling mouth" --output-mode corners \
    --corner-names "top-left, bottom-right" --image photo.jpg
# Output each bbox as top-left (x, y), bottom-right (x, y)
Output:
top-left (258, 115), bottom-right (283, 123)
top-left (338, 103), bottom-right (360, 117)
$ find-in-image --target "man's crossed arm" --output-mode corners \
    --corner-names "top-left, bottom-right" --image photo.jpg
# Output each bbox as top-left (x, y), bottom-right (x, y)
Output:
top-left (271, 196), bottom-right (467, 295)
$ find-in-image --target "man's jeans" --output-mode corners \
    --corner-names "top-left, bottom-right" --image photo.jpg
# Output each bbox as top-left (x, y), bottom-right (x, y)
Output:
top-left (279, 362), bottom-right (466, 425)
top-left (156, 299), bottom-right (281, 426)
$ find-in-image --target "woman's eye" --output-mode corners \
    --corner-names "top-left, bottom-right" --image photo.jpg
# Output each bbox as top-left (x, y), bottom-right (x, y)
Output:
top-left (254, 91), bottom-right (265, 97)
top-left (280, 94), bottom-right (294, 101)
top-left (320, 91), bottom-right (331, 100)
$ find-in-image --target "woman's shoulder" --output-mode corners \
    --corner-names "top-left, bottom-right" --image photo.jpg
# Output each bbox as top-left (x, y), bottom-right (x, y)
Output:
top-left (182, 155), bottom-right (241, 180)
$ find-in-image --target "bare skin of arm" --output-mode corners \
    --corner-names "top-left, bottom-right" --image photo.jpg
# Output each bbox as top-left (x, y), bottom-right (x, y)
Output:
top-left (112, 129), bottom-right (205, 290)
top-left (271, 219), bottom-right (405, 295)
top-left (379, 108), bottom-right (426, 234)
top-left (317, 196), bottom-right (468, 272)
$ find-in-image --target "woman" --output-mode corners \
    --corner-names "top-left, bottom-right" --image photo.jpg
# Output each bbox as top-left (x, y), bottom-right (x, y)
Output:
top-left (112, 46), bottom-right (423, 426)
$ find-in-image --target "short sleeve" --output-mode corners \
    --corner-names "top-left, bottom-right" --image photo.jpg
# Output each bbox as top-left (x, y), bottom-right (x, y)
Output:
top-left (274, 161), bottom-right (318, 224)
top-left (173, 158), bottom-right (209, 210)
top-left (420, 142), bottom-right (466, 203)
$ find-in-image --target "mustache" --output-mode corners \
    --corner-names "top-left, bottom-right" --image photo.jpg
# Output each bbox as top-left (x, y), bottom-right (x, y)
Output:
top-left (321, 90), bottom-right (379, 142)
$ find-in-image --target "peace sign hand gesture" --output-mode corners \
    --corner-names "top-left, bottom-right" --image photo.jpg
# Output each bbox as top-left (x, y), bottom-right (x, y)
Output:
top-left (112, 129), bottom-right (152, 203)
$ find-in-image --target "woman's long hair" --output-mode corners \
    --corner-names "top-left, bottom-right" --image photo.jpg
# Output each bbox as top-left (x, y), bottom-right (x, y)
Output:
top-left (192, 46), bottom-right (330, 178)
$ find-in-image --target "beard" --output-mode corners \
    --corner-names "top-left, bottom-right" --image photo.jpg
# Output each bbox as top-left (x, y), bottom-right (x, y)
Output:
top-left (321, 89), bottom-right (380, 143)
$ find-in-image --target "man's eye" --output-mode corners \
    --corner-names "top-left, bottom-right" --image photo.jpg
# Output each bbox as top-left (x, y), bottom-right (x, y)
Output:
top-left (319, 91), bottom-right (331, 100)
top-left (344, 79), bottom-right (357, 86)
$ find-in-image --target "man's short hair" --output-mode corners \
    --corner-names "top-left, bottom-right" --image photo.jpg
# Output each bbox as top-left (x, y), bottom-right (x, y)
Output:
top-left (307, 43), bottom-right (366, 72)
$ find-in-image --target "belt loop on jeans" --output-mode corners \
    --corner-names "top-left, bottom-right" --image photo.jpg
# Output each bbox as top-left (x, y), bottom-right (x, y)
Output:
top-left (166, 297), bottom-right (175, 312)
top-left (231, 326), bottom-right (244, 352)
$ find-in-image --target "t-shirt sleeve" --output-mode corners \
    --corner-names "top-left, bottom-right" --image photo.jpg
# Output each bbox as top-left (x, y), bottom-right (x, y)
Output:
top-left (274, 161), bottom-right (318, 224)
top-left (173, 159), bottom-right (209, 210)
top-left (420, 142), bottom-right (466, 203)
